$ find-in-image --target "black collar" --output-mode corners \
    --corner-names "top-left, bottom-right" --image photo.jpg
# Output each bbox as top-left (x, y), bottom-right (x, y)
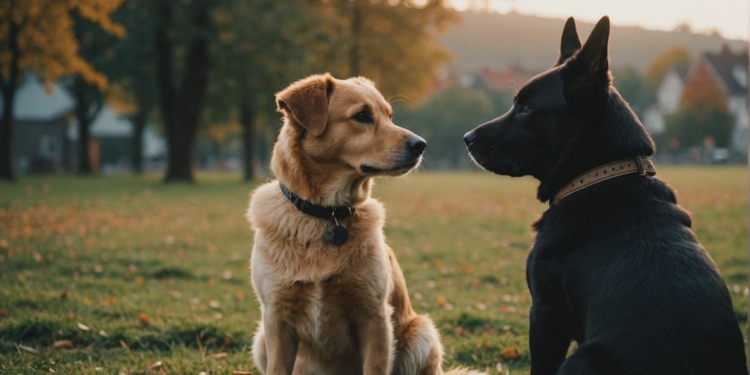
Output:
top-left (279, 182), bottom-right (356, 220)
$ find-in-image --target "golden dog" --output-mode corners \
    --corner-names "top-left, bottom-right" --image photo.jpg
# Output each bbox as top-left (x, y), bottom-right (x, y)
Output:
top-left (246, 74), bottom-right (487, 375)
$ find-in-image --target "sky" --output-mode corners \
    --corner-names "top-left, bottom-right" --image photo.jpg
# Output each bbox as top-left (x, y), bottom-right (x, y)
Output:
top-left (450, 0), bottom-right (750, 40)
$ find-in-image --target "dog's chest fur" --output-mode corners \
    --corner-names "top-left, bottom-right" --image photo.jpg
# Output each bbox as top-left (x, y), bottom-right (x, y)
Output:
top-left (247, 181), bottom-right (392, 356)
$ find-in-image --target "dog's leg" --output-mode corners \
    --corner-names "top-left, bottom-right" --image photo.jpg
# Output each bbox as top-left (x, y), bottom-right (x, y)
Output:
top-left (252, 325), bottom-right (268, 374)
top-left (358, 303), bottom-right (394, 375)
top-left (392, 314), bottom-right (442, 375)
top-left (263, 313), bottom-right (299, 375)
top-left (529, 303), bottom-right (571, 375)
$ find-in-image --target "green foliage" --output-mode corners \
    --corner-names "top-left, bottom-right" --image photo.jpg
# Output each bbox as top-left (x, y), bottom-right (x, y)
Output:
top-left (395, 86), bottom-right (498, 168)
top-left (613, 67), bottom-right (648, 111)
top-left (665, 109), bottom-right (735, 149)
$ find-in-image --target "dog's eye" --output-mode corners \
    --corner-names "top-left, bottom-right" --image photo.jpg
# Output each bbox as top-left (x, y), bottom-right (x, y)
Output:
top-left (353, 110), bottom-right (373, 123)
top-left (519, 104), bottom-right (532, 114)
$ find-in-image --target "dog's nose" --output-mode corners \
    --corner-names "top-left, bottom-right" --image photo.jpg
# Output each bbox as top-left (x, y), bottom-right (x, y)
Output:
top-left (464, 130), bottom-right (477, 145)
top-left (407, 136), bottom-right (427, 154)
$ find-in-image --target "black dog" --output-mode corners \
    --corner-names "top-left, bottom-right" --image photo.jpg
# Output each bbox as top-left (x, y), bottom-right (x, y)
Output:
top-left (464, 16), bottom-right (748, 375)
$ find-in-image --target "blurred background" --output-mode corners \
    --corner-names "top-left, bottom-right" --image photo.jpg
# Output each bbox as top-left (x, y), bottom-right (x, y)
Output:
top-left (1, 0), bottom-right (747, 181)
top-left (1, 1), bottom-right (749, 374)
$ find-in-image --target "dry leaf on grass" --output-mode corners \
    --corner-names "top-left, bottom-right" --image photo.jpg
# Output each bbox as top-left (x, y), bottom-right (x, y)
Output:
top-left (500, 347), bottom-right (518, 359)
top-left (138, 313), bottom-right (151, 325)
top-left (151, 361), bottom-right (163, 369)
top-left (18, 344), bottom-right (37, 353)
top-left (211, 352), bottom-right (227, 359)
top-left (52, 340), bottom-right (74, 349)
top-left (77, 322), bottom-right (90, 331)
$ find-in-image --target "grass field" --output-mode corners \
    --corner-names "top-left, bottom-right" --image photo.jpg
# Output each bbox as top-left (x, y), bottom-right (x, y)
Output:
top-left (0, 167), bottom-right (747, 374)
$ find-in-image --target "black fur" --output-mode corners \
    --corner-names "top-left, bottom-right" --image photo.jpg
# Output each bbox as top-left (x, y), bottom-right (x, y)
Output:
top-left (464, 16), bottom-right (748, 375)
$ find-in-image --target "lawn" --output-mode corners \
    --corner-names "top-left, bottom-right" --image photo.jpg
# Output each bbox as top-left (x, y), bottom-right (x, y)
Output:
top-left (0, 167), bottom-right (747, 374)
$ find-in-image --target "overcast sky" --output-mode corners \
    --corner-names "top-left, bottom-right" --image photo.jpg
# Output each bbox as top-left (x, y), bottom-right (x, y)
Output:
top-left (450, 0), bottom-right (749, 40)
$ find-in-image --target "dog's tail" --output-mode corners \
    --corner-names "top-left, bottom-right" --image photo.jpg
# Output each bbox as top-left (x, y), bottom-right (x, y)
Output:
top-left (444, 367), bottom-right (490, 375)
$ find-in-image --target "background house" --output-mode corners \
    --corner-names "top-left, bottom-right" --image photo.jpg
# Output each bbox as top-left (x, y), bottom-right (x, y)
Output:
top-left (4, 74), bottom-right (165, 174)
top-left (2, 75), bottom-right (75, 173)
top-left (643, 66), bottom-right (689, 134)
top-left (685, 46), bottom-right (749, 153)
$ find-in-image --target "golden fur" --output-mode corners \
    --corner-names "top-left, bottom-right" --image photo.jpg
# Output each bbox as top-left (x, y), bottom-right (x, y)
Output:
top-left (246, 74), bottom-right (487, 375)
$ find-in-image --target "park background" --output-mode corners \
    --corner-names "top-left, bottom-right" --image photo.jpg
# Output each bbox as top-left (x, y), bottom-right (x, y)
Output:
top-left (0, 0), bottom-right (748, 374)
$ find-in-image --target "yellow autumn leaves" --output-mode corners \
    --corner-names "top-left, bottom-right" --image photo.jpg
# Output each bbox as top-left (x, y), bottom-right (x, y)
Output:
top-left (0, 0), bottom-right (125, 90)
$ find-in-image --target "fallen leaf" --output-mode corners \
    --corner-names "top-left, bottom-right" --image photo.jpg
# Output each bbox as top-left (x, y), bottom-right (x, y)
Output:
top-left (18, 344), bottom-right (37, 353)
top-left (138, 313), bottom-right (151, 325)
top-left (435, 296), bottom-right (448, 306)
top-left (98, 330), bottom-right (109, 337)
top-left (77, 322), bottom-right (90, 331)
top-left (59, 291), bottom-right (69, 302)
top-left (234, 291), bottom-right (244, 300)
top-left (107, 297), bottom-right (117, 305)
top-left (500, 347), bottom-right (518, 359)
top-left (211, 352), bottom-right (227, 359)
top-left (52, 340), bottom-right (74, 349)
top-left (151, 361), bottom-right (163, 369)
top-left (209, 300), bottom-right (220, 309)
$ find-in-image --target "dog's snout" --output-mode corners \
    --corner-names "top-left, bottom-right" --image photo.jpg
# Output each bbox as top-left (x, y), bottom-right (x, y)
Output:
top-left (407, 136), bottom-right (427, 154)
top-left (464, 130), bottom-right (477, 145)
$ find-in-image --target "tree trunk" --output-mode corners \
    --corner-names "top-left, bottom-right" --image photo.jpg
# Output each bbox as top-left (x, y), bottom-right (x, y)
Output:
top-left (0, 1), bottom-right (21, 181)
top-left (78, 117), bottom-right (92, 174)
top-left (72, 77), bottom-right (103, 175)
top-left (349, 1), bottom-right (362, 76)
top-left (131, 112), bottom-right (146, 174)
top-left (240, 102), bottom-right (256, 182)
top-left (0, 87), bottom-right (15, 181)
top-left (156, 0), bottom-right (212, 183)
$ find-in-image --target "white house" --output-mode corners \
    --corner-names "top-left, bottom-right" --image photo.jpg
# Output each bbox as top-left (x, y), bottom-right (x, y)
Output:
top-left (642, 66), bottom-right (688, 135)
top-left (2, 74), bottom-right (165, 173)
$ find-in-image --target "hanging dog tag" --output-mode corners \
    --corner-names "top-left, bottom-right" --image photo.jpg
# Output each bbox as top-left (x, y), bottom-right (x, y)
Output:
top-left (323, 225), bottom-right (348, 246)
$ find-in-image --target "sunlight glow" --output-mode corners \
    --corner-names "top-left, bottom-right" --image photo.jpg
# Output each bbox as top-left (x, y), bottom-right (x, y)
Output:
top-left (450, 0), bottom-right (749, 40)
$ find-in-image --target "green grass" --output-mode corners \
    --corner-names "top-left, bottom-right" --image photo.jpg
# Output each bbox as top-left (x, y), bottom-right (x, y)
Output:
top-left (0, 167), bottom-right (747, 374)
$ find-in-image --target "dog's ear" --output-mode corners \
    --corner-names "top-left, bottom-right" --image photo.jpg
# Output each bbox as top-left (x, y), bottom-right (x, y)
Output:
top-left (555, 17), bottom-right (581, 66)
top-left (577, 16), bottom-right (610, 75)
top-left (276, 74), bottom-right (335, 136)
top-left (563, 16), bottom-right (611, 100)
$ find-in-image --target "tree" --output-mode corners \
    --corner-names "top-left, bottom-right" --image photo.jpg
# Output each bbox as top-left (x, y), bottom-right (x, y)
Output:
top-left (0, 0), bottom-right (123, 180)
top-left (324, 0), bottom-right (457, 101)
top-left (613, 67), bottom-right (648, 112)
top-left (209, 0), bottom-right (326, 181)
top-left (106, 0), bottom-right (158, 174)
top-left (155, 0), bottom-right (214, 183)
top-left (644, 46), bottom-right (691, 96)
top-left (65, 12), bottom-right (127, 175)
top-left (664, 109), bottom-right (734, 149)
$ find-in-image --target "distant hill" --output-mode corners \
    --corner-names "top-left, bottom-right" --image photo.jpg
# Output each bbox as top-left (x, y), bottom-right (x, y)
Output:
top-left (440, 11), bottom-right (748, 73)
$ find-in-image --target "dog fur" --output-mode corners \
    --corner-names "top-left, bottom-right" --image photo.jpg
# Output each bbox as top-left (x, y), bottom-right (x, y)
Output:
top-left (464, 17), bottom-right (748, 375)
top-left (247, 73), bottom-right (487, 375)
